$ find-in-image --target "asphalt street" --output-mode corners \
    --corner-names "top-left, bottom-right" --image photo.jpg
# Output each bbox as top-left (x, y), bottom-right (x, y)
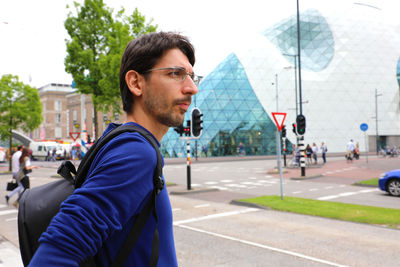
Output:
top-left (0, 155), bottom-right (399, 266)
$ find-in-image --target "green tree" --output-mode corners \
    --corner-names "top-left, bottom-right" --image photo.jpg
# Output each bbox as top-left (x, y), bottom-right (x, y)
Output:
top-left (0, 74), bottom-right (42, 170)
top-left (64, 0), bottom-right (157, 140)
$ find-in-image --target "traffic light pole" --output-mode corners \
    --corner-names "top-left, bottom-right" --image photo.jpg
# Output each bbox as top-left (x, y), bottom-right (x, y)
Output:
top-left (186, 139), bottom-right (191, 190)
top-left (282, 137), bottom-right (287, 167)
top-left (299, 135), bottom-right (306, 176)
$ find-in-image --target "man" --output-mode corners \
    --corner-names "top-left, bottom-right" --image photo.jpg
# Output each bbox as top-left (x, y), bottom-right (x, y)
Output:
top-left (30, 32), bottom-right (199, 266)
top-left (320, 142), bottom-right (327, 164)
top-left (346, 139), bottom-right (355, 162)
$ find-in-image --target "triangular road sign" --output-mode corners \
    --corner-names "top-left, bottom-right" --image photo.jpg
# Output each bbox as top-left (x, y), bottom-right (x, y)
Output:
top-left (271, 112), bottom-right (287, 131)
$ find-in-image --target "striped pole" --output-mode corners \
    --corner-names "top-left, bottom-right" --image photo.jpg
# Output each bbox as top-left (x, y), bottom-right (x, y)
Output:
top-left (186, 140), bottom-right (191, 190)
top-left (298, 135), bottom-right (306, 176)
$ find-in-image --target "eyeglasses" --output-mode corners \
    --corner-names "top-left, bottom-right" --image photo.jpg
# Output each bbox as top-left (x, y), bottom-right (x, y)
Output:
top-left (144, 67), bottom-right (201, 85)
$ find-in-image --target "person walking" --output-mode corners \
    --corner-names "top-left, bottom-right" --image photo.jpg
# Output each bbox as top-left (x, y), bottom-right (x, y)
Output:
top-left (346, 139), bottom-right (355, 163)
top-left (6, 147), bottom-right (38, 205)
top-left (5, 145), bottom-right (23, 204)
top-left (306, 144), bottom-right (313, 165)
top-left (320, 142), bottom-right (328, 164)
top-left (29, 32), bottom-right (199, 267)
top-left (312, 142), bottom-right (318, 164)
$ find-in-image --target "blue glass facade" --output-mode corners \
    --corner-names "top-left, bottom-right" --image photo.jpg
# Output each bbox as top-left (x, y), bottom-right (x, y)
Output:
top-left (263, 9), bottom-right (334, 72)
top-left (161, 53), bottom-right (287, 158)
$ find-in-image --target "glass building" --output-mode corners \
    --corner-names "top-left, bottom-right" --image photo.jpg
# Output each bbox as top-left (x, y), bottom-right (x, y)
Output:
top-left (161, 1), bottom-right (400, 157)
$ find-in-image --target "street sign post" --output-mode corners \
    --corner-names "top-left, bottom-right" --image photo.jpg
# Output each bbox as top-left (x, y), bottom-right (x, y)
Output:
top-left (360, 123), bottom-right (369, 163)
top-left (271, 112), bottom-right (286, 200)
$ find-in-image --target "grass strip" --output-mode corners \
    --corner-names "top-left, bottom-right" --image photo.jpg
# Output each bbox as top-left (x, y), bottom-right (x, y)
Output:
top-left (239, 196), bottom-right (400, 229)
top-left (357, 178), bottom-right (379, 186)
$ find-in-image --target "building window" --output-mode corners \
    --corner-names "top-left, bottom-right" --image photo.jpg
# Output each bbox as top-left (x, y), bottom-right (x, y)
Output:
top-left (73, 110), bottom-right (77, 121)
top-left (55, 113), bottom-right (61, 123)
top-left (55, 101), bottom-right (62, 111)
top-left (55, 127), bottom-right (62, 138)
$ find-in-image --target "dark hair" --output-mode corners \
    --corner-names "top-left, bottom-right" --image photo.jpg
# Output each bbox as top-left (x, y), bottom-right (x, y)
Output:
top-left (20, 147), bottom-right (30, 164)
top-left (17, 145), bottom-right (23, 151)
top-left (119, 32), bottom-right (196, 113)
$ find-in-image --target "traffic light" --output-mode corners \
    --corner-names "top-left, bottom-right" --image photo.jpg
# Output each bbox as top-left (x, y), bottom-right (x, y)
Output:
top-left (281, 125), bottom-right (286, 138)
top-left (190, 107), bottom-right (203, 138)
top-left (183, 126), bottom-right (191, 136)
top-left (292, 123), bottom-right (297, 135)
top-left (296, 114), bottom-right (306, 135)
top-left (173, 125), bottom-right (185, 136)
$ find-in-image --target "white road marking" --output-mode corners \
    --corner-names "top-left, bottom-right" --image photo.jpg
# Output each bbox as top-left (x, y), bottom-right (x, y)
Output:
top-left (195, 204), bottom-right (210, 208)
top-left (226, 184), bottom-right (247, 188)
top-left (5, 217), bottom-right (17, 222)
top-left (292, 191), bottom-right (302, 194)
top-left (0, 210), bottom-right (18, 216)
top-left (324, 186), bottom-right (334, 189)
top-left (264, 175), bottom-right (273, 178)
top-left (191, 184), bottom-right (202, 187)
top-left (0, 204), bottom-right (6, 208)
top-left (174, 208), bottom-right (258, 225)
top-left (176, 224), bottom-right (348, 267)
top-left (172, 208), bottom-right (181, 212)
top-left (317, 189), bottom-right (378, 200)
top-left (221, 179), bottom-right (233, 183)
top-left (204, 181), bottom-right (218, 185)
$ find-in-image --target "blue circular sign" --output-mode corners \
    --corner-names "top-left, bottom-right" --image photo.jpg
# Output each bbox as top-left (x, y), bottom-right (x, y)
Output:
top-left (360, 123), bottom-right (368, 132)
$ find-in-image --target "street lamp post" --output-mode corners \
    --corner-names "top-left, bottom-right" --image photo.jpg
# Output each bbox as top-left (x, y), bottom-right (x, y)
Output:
top-left (296, 0), bottom-right (306, 177)
top-left (375, 88), bottom-right (382, 155)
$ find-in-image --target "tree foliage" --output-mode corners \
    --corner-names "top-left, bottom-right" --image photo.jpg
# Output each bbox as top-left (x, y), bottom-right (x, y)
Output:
top-left (0, 74), bottom-right (42, 140)
top-left (64, 0), bottom-right (157, 139)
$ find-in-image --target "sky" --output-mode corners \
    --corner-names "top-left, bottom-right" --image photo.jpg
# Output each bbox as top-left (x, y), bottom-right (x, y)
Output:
top-left (0, 0), bottom-right (398, 88)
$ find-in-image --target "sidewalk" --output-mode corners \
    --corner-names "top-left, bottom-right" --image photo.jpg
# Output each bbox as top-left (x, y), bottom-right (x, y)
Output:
top-left (0, 237), bottom-right (22, 267)
top-left (274, 155), bottom-right (395, 184)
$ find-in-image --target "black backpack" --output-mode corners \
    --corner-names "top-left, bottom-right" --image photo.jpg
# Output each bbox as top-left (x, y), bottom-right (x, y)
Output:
top-left (18, 124), bottom-right (164, 267)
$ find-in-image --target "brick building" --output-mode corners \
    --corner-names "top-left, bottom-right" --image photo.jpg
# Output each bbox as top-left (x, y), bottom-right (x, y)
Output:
top-left (31, 83), bottom-right (123, 143)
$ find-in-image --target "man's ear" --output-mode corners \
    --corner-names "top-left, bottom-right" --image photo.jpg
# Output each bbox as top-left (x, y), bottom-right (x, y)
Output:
top-left (125, 70), bottom-right (145, 96)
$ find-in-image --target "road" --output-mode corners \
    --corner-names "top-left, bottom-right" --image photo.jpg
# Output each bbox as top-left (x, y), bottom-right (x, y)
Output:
top-left (0, 155), bottom-right (399, 266)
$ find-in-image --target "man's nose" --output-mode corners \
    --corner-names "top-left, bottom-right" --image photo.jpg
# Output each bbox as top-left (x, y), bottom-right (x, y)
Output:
top-left (182, 78), bottom-right (199, 95)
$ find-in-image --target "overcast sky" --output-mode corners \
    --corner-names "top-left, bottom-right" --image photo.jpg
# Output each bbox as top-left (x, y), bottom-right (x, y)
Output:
top-left (0, 0), bottom-right (398, 88)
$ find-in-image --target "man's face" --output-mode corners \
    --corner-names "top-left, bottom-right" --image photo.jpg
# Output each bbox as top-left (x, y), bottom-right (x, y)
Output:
top-left (142, 48), bottom-right (198, 127)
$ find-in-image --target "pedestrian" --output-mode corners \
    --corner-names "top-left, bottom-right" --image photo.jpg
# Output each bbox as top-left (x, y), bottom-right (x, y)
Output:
top-left (312, 142), bottom-right (318, 164)
top-left (238, 142), bottom-right (244, 156)
top-left (346, 139), bottom-right (355, 163)
top-left (306, 144), bottom-right (313, 165)
top-left (29, 32), bottom-right (198, 266)
top-left (320, 142), bottom-right (328, 164)
top-left (6, 147), bottom-right (38, 206)
top-left (5, 145), bottom-right (24, 204)
top-left (51, 148), bottom-right (57, 161)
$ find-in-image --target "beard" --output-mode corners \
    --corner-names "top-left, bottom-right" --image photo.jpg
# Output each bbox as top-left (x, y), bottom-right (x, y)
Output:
top-left (143, 93), bottom-right (190, 127)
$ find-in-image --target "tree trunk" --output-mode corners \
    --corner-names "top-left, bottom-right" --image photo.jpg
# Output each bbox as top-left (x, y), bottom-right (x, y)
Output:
top-left (93, 105), bottom-right (98, 141)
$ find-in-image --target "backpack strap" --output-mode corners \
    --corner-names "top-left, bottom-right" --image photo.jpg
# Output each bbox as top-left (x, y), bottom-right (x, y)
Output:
top-left (75, 124), bottom-right (164, 266)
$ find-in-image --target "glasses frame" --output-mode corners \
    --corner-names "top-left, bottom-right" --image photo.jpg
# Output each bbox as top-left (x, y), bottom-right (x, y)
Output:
top-left (143, 67), bottom-right (200, 85)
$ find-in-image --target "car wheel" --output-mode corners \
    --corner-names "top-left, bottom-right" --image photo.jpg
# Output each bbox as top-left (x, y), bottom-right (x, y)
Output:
top-left (387, 179), bottom-right (400, 196)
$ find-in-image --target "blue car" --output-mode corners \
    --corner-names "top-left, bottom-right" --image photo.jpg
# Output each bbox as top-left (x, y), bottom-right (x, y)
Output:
top-left (379, 170), bottom-right (400, 196)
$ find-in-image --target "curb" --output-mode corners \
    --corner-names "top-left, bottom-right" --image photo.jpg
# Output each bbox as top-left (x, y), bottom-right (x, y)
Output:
top-left (230, 199), bottom-right (270, 210)
top-left (170, 187), bottom-right (219, 195)
top-left (290, 174), bottom-right (324, 180)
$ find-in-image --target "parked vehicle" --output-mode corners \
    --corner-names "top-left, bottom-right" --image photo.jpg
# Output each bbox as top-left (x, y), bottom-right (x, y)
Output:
top-left (29, 141), bottom-right (62, 161)
top-left (378, 170), bottom-right (400, 196)
top-left (0, 147), bottom-right (5, 162)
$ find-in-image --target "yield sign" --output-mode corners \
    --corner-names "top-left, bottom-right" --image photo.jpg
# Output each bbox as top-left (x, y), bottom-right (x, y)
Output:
top-left (271, 112), bottom-right (287, 131)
